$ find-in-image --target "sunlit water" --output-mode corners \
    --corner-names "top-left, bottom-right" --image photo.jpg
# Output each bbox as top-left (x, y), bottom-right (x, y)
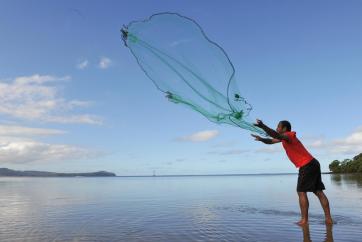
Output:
top-left (0, 174), bottom-right (361, 241)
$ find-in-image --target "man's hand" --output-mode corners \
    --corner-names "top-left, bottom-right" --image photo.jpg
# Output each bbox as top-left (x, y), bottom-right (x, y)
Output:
top-left (251, 134), bottom-right (281, 144)
top-left (253, 118), bottom-right (291, 142)
top-left (254, 119), bottom-right (265, 129)
top-left (251, 134), bottom-right (262, 141)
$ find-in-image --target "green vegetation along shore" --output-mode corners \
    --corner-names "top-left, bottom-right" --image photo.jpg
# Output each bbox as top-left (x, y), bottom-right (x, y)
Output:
top-left (329, 153), bottom-right (362, 173)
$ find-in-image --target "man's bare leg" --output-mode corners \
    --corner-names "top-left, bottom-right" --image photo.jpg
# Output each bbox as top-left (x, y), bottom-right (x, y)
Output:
top-left (297, 192), bottom-right (309, 225)
top-left (314, 190), bottom-right (333, 224)
top-left (325, 223), bottom-right (334, 241)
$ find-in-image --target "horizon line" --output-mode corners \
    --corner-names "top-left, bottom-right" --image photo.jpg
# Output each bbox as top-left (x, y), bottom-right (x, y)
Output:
top-left (116, 172), bottom-right (334, 177)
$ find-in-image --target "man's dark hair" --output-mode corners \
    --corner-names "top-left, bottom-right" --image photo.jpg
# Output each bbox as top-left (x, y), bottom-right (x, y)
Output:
top-left (279, 120), bottom-right (291, 131)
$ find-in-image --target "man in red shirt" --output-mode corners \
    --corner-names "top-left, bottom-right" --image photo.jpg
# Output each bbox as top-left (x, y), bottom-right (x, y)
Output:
top-left (251, 119), bottom-right (333, 226)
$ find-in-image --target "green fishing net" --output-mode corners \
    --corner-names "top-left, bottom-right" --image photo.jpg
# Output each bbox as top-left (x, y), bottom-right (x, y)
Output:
top-left (121, 13), bottom-right (265, 135)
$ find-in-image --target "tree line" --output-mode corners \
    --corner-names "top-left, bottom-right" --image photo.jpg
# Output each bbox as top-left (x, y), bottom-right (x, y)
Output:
top-left (329, 153), bottom-right (362, 173)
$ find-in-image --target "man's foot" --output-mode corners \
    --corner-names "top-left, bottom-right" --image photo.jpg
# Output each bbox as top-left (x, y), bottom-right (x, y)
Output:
top-left (325, 217), bottom-right (334, 225)
top-left (296, 219), bottom-right (309, 226)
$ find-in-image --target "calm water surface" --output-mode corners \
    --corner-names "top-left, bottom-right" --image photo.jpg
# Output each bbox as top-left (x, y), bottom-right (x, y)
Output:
top-left (0, 174), bottom-right (361, 241)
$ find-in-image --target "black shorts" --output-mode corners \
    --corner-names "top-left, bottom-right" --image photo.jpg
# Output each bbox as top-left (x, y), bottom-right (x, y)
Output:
top-left (297, 158), bottom-right (325, 192)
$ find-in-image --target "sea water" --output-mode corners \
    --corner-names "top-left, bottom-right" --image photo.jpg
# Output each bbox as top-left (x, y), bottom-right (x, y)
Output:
top-left (0, 174), bottom-right (361, 241)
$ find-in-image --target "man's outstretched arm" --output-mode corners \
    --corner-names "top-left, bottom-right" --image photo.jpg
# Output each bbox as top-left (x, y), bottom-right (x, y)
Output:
top-left (253, 119), bottom-right (290, 142)
top-left (251, 134), bottom-right (281, 144)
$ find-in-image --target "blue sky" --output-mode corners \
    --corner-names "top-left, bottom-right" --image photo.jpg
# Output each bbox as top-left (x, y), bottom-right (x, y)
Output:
top-left (1, 0), bottom-right (361, 175)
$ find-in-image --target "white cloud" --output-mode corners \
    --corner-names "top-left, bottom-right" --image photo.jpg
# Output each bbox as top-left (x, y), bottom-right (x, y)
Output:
top-left (14, 74), bottom-right (70, 85)
top-left (0, 124), bottom-right (102, 164)
top-left (255, 145), bottom-right (283, 154)
top-left (77, 59), bottom-right (89, 70)
top-left (67, 100), bottom-right (92, 108)
top-left (176, 130), bottom-right (219, 142)
top-left (211, 140), bottom-right (239, 148)
top-left (45, 114), bottom-right (102, 125)
top-left (0, 74), bottom-right (102, 124)
top-left (0, 136), bottom-right (101, 164)
top-left (309, 126), bottom-right (362, 155)
top-left (98, 57), bottom-right (112, 69)
top-left (0, 125), bottom-right (65, 136)
top-left (208, 149), bottom-right (249, 155)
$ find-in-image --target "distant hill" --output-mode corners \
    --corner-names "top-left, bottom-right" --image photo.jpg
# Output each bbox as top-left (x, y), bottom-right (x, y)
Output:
top-left (0, 168), bottom-right (116, 177)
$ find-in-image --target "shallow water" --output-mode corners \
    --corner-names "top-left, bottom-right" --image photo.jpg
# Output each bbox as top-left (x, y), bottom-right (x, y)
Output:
top-left (0, 173), bottom-right (361, 241)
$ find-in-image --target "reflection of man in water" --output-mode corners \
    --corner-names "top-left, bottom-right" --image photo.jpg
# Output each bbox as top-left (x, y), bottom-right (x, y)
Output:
top-left (301, 223), bottom-right (334, 242)
top-left (252, 119), bottom-right (333, 225)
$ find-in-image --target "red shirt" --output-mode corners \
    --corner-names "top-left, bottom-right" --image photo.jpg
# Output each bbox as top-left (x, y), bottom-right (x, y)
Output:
top-left (281, 131), bottom-right (313, 168)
